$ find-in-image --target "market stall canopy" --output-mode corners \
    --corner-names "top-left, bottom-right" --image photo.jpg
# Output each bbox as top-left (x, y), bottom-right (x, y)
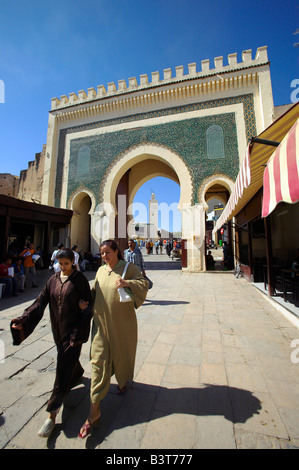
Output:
top-left (262, 117), bottom-right (299, 218)
top-left (213, 102), bottom-right (299, 234)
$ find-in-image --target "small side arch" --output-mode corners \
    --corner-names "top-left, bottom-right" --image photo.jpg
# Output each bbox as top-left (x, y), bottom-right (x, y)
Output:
top-left (198, 174), bottom-right (235, 211)
top-left (68, 188), bottom-right (96, 215)
top-left (68, 189), bottom-right (96, 252)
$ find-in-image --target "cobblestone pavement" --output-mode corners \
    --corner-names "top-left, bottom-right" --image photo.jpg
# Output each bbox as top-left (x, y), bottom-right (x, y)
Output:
top-left (1, 252), bottom-right (299, 450)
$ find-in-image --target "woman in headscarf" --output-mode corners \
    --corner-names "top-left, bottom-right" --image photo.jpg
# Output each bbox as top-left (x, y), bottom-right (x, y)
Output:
top-left (78, 239), bottom-right (148, 439)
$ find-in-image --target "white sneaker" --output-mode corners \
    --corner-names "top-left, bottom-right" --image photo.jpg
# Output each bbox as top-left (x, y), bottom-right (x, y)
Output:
top-left (38, 418), bottom-right (55, 437)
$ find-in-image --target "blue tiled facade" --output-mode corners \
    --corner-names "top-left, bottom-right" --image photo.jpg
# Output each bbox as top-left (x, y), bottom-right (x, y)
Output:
top-left (54, 94), bottom-right (256, 207)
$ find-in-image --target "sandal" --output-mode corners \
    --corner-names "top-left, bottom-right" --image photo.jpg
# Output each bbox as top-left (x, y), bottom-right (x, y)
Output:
top-left (78, 415), bottom-right (101, 439)
top-left (78, 421), bottom-right (92, 439)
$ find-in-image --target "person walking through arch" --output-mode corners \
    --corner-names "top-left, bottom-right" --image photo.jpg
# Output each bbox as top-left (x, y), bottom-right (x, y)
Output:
top-left (124, 239), bottom-right (146, 277)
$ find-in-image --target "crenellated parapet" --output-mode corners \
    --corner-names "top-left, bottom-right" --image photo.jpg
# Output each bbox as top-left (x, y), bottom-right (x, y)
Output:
top-left (51, 46), bottom-right (269, 111)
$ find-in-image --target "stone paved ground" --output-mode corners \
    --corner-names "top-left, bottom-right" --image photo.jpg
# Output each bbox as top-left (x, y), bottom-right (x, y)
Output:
top-left (0, 252), bottom-right (299, 450)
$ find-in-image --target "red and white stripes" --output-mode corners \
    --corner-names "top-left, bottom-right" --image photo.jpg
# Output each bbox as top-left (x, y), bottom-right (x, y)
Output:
top-left (262, 118), bottom-right (299, 218)
top-left (214, 145), bottom-right (251, 232)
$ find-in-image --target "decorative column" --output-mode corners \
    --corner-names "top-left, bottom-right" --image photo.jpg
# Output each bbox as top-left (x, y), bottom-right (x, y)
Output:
top-left (115, 171), bottom-right (130, 253)
top-left (181, 203), bottom-right (206, 272)
top-left (90, 204), bottom-right (116, 254)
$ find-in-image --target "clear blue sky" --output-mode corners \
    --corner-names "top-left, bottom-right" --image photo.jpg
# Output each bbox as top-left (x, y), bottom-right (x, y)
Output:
top-left (0, 0), bottom-right (298, 231)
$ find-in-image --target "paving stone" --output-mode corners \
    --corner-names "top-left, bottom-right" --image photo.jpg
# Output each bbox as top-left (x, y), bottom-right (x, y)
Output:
top-left (13, 340), bottom-right (54, 362)
top-left (233, 391), bottom-right (289, 439)
top-left (201, 362), bottom-right (228, 385)
top-left (169, 345), bottom-right (201, 366)
top-left (140, 412), bottom-right (197, 449)
top-left (196, 415), bottom-right (236, 449)
top-left (0, 357), bottom-right (29, 381)
top-left (0, 395), bottom-right (47, 448)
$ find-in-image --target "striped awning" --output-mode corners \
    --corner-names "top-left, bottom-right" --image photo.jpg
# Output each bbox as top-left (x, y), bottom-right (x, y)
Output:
top-left (262, 118), bottom-right (299, 217)
top-left (213, 145), bottom-right (251, 233)
top-left (213, 102), bottom-right (299, 234)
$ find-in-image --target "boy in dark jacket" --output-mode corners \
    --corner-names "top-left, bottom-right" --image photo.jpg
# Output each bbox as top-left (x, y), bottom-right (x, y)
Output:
top-left (11, 248), bottom-right (92, 438)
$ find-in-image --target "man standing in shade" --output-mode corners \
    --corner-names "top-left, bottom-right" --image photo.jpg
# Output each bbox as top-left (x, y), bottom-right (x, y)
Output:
top-left (20, 243), bottom-right (38, 288)
top-left (124, 239), bottom-right (146, 277)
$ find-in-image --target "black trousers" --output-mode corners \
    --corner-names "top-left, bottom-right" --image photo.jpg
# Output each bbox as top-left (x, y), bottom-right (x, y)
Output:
top-left (46, 343), bottom-right (84, 412)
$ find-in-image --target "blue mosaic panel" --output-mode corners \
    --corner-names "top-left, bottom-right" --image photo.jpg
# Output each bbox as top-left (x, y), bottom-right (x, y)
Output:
top-left (206, 125), bottom-right (225, 159)
top-left (77, 145), bottom-right (90, 175)
top-left (68, 113), bottom-right (238, 205)
top-left (54, 94), bottom-right (256, 207)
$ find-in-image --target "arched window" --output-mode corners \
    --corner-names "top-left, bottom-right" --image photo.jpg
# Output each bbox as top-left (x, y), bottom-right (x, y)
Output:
top-left (206, 125), bottom-right (225, 159)
top-left (77, 145), bottom-right (90, 175)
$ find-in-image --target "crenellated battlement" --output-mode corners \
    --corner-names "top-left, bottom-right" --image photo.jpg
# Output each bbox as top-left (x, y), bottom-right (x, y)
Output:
top-left (51, 46), bottom-right (269, 111)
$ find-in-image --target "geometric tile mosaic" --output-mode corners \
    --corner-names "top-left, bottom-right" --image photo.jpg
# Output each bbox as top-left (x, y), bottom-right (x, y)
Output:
top-left (54, 94), bottom-right (256, 207)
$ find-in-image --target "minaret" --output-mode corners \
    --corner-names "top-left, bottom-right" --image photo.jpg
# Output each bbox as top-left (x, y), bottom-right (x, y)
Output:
top-left (149, 191), bottom-right (158, 229)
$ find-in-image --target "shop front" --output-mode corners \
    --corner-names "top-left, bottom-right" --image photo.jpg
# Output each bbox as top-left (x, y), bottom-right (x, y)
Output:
top-left (0, 194), bottom-right (72, 267)
top-left (213, 103), bottom-right (299, 304)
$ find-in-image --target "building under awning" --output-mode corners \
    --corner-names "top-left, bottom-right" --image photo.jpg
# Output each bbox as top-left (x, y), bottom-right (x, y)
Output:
top-left (213, 102), bottom-right (299, 234)
top-left (0, 194), bottom-right (73, 266)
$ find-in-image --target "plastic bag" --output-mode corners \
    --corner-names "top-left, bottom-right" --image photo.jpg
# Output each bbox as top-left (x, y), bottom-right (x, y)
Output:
top-left (118, 262), bottom-right (132, 303)
top-left (118, 287), bottom-right (132, 303)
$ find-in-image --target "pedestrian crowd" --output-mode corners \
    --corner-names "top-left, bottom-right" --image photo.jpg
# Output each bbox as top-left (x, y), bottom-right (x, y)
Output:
top-left (0, 242), bottom-right (99, 299)
top-left (0, 242), bottom-right (40, 298)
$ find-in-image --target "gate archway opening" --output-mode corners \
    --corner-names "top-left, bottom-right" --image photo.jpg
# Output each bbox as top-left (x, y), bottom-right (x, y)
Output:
top-left (131, 176), bottom-right (182, 243)
top-left (95, 144), bottom-right (198, 269)
top-left (203, 180), bottom-right (233, 271)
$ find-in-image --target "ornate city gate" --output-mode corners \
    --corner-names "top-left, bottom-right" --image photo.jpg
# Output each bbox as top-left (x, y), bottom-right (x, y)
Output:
top-left (41, 46), bottom-right (274, 271)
